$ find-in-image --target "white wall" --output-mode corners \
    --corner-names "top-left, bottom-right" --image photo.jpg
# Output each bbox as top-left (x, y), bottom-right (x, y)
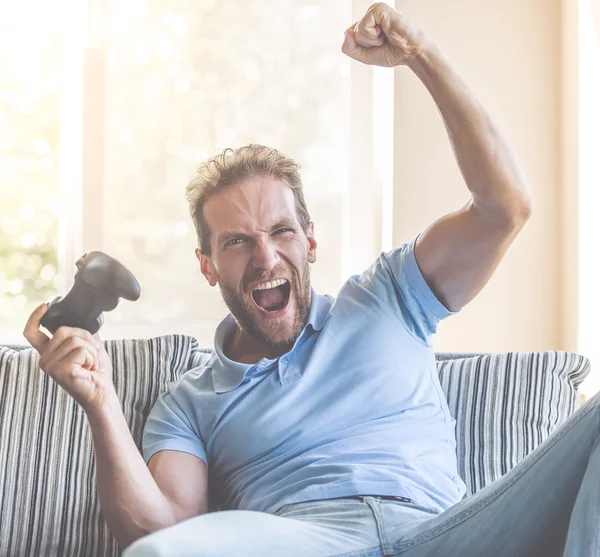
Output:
top-left (391, 0), bottom-right (563, 353)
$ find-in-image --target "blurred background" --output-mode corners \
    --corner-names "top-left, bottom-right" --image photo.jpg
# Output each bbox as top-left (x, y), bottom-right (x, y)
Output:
top-left (1, 0), bottom-right (599, 396)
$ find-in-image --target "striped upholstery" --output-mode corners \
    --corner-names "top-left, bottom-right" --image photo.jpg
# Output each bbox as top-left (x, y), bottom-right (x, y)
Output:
top-left (0, 336), bottom-right (591, 557)
top-left (437, 351), bottom-right (590, 495)
top-left (0, 335), bottom-right (205, 557)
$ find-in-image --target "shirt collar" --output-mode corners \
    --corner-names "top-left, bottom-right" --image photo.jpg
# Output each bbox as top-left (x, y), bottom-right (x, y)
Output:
top-left (210, 289), bottom-right (332, 394)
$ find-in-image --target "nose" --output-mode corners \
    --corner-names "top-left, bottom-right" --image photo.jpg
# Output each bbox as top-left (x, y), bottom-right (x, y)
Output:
top-left (251, 239), bottom-right (280, 271)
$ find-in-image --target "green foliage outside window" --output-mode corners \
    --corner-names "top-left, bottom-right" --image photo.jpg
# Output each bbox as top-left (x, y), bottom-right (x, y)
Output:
top-left (0, 11), bottom-right (62, 326)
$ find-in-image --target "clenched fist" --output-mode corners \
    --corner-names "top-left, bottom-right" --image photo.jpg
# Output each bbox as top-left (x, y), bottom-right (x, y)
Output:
top-left (342, 2), bottom-right (426, 67)
top-left (23, 303), bottom-right (115, 414)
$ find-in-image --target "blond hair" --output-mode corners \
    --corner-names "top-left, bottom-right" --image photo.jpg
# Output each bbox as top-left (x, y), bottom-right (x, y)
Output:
top-left (185, 144), bottom-right (311, 255)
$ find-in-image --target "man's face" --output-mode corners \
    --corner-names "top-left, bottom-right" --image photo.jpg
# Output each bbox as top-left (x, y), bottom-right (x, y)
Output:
top-left (197, 176), bottom-right (317, 348)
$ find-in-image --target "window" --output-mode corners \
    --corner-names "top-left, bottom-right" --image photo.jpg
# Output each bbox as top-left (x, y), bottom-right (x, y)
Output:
top-left (0, 0), bottom-right (65, 342)
top-left (1, 0), bottom-right (392, 345)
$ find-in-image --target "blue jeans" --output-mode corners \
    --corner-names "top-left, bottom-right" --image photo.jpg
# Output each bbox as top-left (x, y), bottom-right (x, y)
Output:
top-left (124, 390), bottom-right (600, 556)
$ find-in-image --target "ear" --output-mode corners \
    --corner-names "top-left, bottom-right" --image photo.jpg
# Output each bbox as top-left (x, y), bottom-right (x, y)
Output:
top-left (306, 222), bottom-right (317, 264)
top-left (196, 248), bottom-right (218, 287)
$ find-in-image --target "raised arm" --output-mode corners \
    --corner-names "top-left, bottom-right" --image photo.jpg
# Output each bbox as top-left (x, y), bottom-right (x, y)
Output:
top-left (342, 3), bottom-right (533, 312)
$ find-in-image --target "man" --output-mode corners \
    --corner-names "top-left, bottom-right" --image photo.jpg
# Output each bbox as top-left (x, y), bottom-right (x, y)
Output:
top-left (23, 4), bottom-right (600, 556)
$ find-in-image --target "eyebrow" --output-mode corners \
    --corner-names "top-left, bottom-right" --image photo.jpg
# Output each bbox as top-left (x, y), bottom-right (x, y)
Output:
top-left (217, 219), bottom-right (297, 245)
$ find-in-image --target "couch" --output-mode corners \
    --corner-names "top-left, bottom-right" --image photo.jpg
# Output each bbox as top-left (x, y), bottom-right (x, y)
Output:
top-left (0, 335), bottom-right (591, 557)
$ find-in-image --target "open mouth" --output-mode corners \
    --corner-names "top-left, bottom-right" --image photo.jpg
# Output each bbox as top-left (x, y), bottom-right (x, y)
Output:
top-left (251, 279), bottom-right (291, 313)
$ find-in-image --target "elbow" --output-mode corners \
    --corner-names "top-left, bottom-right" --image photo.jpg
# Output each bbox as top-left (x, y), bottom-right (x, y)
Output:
top-left (516, 192), bottom-right (534, 222)
top-left (119, 506), bottom-right (207, 550)
top-left (510, 194), bottom-right (533, 229)
top-left (119, 520), bottom-right (176, 552)
top-left (117, 512), bottom-right (178, 551)
top-left (483, 190), bottom-right (533, 230)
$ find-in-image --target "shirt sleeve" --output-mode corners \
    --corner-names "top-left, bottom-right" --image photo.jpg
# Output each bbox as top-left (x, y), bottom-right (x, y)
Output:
top-left (142, 381), bottom-right (208, 466)
top-left (357, 235), bottom-right (458, 345)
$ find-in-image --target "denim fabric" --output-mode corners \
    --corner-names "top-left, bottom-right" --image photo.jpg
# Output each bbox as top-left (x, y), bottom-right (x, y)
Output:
top-left (124, 390), bottom-right (600, 557)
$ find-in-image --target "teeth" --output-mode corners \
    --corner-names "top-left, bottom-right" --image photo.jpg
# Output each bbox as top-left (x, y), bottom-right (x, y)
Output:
top-left (253, 279), bottom-right (287, 291)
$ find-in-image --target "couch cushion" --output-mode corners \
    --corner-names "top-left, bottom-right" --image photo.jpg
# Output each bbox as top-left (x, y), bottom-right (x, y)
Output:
top-left (0, 334), bottom-right (204, 557)
top-left (0, 338), bottom-right (591, 556)
top-left (437, 351), bottom-right (591, 496)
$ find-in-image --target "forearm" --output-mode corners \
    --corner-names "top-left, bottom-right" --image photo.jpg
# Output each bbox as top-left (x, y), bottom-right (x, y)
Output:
top-left (85, 393), bottom-right (176, 549)
top-left (408, 40), bottom-right (532, 222)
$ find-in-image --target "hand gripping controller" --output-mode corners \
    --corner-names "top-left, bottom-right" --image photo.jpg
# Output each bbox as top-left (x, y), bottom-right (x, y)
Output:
top-left (40, 251), bottom-right (141, 335)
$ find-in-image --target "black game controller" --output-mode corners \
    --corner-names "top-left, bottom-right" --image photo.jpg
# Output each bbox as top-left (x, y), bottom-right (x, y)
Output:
top-left (40, 251), bottom-right (141, 335)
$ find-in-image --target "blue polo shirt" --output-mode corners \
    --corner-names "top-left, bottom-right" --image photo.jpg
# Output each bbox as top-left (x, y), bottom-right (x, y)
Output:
top-left (142, 237), bottom-right (467, 514)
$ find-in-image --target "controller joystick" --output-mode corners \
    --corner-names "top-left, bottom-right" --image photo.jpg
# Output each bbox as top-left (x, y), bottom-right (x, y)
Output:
top-left (40, 251), bottom-right (141, 335)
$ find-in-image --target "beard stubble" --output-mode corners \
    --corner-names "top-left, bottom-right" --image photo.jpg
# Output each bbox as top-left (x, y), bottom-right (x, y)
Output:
top-left (217, 259), bottom-right (312, 348)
